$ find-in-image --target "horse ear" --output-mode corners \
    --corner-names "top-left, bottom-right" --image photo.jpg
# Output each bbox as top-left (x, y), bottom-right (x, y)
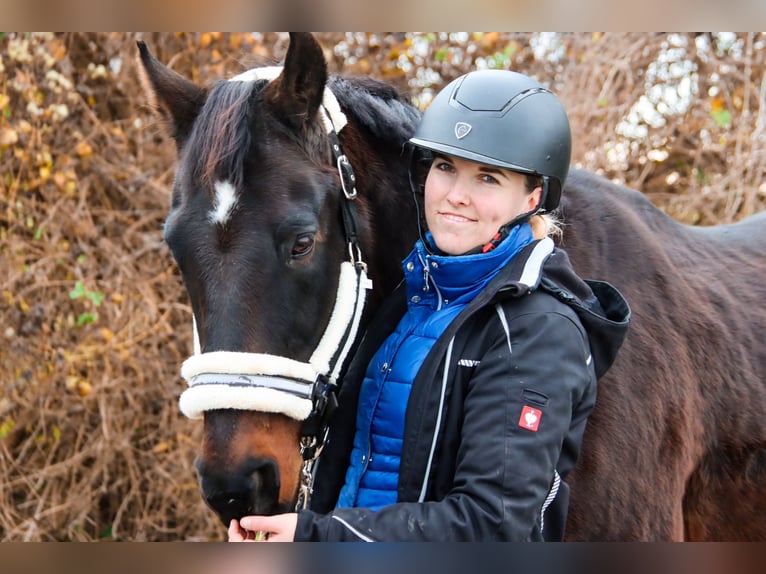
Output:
top-left (136, 41), bottom-right (207, 146)
top-left (266, 32), bottom-right (328, 131)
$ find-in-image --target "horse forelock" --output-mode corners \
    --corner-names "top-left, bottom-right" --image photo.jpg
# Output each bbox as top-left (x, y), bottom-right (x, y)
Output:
top-left (186, 79), bottom-right (262, 192)
top-left (186, 76), bottom-right (340, 199)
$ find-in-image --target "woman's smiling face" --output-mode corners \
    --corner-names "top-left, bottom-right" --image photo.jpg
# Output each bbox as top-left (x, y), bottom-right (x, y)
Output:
top-left (423, 154), bottom-right (541, 255)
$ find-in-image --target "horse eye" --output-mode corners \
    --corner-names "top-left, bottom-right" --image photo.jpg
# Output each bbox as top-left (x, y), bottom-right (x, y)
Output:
top-left (291, 233), bottom-right (315, 259)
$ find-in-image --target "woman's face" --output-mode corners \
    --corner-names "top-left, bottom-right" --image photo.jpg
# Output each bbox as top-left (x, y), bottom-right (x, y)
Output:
top-left (423, 154), bottom-right (541, 255)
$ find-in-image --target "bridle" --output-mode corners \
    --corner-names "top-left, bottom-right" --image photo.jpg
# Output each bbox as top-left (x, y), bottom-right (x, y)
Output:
top-left (177, 67), bottom-right (372, 509)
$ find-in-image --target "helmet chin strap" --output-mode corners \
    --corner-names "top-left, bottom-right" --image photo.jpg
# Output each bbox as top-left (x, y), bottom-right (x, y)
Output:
top-left (406, 145), bottom-right (434, 254)
top-left (474, 175), bottom-right (550, 255)
top-left (408, 151), bottom-right (551, 257)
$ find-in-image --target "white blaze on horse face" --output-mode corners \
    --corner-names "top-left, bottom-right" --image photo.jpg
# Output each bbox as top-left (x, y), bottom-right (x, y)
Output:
top-left (210, 180), bottom-right (238, 225)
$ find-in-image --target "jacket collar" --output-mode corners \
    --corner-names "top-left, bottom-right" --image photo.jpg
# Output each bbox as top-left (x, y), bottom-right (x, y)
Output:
top-left (404, 225), bottom-right (537, 304)
top-left (490, 236), bottom-right (555, 296)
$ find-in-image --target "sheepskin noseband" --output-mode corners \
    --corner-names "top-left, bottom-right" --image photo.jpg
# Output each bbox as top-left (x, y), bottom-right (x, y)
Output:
top-left (179, 259), bottom-right (370, 420)
top-left (176, 66), bottom-right (368, 422)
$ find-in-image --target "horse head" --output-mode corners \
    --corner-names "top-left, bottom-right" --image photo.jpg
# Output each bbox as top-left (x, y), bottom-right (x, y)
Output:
top-left (138, 33), bottom-right (419, 525)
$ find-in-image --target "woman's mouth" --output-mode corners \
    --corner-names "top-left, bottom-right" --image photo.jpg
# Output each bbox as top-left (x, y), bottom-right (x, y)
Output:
top-left (439, 212), bottom-right (475, 223)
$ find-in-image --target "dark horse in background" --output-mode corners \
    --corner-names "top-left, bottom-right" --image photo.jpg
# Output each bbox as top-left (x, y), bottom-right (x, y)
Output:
top-left (139, 33), bottom-right (766, 540)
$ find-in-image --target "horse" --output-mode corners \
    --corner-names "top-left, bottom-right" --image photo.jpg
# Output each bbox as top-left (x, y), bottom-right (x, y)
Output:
top-left (138, 33), bottom-right (766, 541)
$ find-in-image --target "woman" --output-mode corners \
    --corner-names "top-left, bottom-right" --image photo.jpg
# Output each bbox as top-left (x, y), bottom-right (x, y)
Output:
top-left (229, 69), bottom-right (630, 542)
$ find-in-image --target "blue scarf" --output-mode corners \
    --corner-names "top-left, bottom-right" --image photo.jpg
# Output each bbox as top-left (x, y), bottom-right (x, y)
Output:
top-left (412, 223), bottom-right (535, 306)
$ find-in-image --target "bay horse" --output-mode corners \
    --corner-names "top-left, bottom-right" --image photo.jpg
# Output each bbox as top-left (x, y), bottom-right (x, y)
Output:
top-left (138, 33), bottom-right (766, 541)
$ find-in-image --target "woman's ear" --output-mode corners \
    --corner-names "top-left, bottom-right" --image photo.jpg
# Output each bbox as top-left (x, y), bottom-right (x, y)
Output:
top-left (527, 186), bottom-right (544, 212)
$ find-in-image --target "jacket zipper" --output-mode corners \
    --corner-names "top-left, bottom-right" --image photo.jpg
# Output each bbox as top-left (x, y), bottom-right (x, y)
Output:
top-left (418, 253), bottom-right (444, 309)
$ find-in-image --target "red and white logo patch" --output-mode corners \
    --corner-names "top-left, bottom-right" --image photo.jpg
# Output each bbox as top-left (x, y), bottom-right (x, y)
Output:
top-left (518, 405), bottom-right (542, 432)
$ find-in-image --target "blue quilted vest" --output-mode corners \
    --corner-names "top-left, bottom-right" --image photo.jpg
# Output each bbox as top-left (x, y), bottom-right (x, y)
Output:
top-left (336, 224), bottom-right (534, 510)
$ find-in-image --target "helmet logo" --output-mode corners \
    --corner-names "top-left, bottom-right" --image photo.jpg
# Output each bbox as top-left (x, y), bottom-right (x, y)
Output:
top-left (454, 122), bottom-right (472, 140)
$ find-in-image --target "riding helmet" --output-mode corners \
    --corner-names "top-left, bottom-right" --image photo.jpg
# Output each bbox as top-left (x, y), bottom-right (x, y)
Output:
top-left (409, 69), bottom-right (571, 212)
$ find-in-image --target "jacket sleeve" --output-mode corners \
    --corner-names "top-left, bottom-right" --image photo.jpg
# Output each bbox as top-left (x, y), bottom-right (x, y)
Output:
top-left (295, 302), bottom-right (596, 541)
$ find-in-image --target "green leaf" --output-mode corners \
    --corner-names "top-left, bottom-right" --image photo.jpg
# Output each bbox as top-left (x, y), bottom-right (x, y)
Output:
top-left (0, 418), bottom-right (15, 439)
top-left (76, 312), bottom-right (98, 326)
top-left (710, 108), bottom-right (732, 129)
top-left (85, 290), bottom-right (104, 306)
top-left (69, 281), bottom-right (86, 300)
top-left (694, 167), bottom-right (710, 185)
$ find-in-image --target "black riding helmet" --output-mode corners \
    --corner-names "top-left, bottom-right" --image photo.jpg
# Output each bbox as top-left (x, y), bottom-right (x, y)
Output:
top-left (409, 69), bottom-right (571, 213)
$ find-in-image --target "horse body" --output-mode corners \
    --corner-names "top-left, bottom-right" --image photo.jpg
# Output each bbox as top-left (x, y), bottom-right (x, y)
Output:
top-left (558, 171), bottom-right (766, 539)
top-left (140, 33), bottom-right (766, 540)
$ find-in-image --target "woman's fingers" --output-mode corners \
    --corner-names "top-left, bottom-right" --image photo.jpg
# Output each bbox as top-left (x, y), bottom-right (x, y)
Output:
top-left (228, 519), bottom-right (248, 542)
top-left (239, 514), bottom-right (298, 542)
top-left (228, 514), bottom-right (298, 542)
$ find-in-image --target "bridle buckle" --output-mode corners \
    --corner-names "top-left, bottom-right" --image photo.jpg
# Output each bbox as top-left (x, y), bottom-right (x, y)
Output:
top-left (337, 154), bottom-right (357, 199)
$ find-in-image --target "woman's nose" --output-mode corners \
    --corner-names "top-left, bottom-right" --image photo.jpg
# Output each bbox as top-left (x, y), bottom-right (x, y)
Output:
top-left (445, 178), bottom-right (470, 205)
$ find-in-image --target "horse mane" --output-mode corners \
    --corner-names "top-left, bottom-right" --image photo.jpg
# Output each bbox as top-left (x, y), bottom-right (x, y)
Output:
top-left (328, 75), bottom-right (422, 148)
top-left (184, 73), bottom-right (421, 195)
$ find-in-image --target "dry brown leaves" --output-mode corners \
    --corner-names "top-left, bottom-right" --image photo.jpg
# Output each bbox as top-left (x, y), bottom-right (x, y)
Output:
top-left (0, 32), bottom-right (764, 541)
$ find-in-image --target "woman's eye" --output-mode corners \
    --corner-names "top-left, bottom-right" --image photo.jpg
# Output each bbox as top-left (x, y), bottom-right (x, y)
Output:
top-left (434, 161), bottom-right (454, 173)
top-left (481, 174), bottom-right (499, 185)
top-left (291, 233), bottom-right (315, 259)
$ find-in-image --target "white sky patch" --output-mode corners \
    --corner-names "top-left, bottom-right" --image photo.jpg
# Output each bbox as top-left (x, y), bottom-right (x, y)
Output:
top-left (210, 180), bottom-right (238, 225)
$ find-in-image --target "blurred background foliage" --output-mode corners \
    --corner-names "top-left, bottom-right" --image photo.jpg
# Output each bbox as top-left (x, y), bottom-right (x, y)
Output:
top-left (1, 32), bottom-right (764, 541)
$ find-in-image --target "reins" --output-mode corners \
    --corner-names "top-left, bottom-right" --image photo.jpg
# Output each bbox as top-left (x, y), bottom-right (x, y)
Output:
top-left (177, 68), bottom-right (372, 510)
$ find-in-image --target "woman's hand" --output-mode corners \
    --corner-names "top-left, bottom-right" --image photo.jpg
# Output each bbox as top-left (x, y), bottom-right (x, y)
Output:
top-left (228, 513), bottom-right (298, 542)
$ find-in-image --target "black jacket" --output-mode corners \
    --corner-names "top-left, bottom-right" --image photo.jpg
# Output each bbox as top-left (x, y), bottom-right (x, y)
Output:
top-left (295, 238), bottom-right (630, 541)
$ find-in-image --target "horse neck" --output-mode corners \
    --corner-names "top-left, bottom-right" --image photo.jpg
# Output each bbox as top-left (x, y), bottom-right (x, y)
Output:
top-left (339, 131), bottom-right (420, 301)
top-left (325, 74), bottom-right (422, 299)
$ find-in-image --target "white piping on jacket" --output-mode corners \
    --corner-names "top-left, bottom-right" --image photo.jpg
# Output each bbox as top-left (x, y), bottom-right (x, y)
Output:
top-left (494, 304), bottom-right (513, 356)
top-left (518, 236), bottom-right (554, 288)
top-left (418, 336), bottom-right (454, 502)
top-left (331, 515), bottom-right (375, 541)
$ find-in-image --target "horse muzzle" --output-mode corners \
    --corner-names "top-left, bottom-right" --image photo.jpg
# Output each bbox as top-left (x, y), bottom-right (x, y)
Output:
top-left (195, 456), bottom-right (284, 525)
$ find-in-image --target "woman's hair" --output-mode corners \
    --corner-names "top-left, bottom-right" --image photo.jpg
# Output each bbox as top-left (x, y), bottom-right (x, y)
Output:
top-left (523, 174), bottom-right (543, 194)
top-left (524, 174), bottom-right (561, 240)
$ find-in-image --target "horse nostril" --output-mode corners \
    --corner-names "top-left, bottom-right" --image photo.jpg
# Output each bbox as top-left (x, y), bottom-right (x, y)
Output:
top-left (196, 457), bottom-right (282, 524)
top-left (247, 458), bottom-right (280, 513)
top-left (205, 492), bottom-right (253, 526)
